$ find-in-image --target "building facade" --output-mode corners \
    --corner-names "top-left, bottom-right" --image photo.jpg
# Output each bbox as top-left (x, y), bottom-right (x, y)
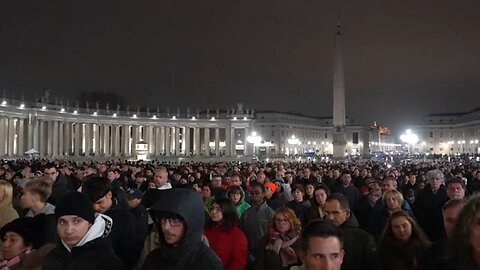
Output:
top-left (408, 108), bottom-right (480, 155)
top-left (0, 98), bottom-right (371, 159)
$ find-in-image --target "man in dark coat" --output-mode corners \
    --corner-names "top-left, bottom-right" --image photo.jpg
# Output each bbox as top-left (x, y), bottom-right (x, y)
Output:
top-left (413, 169), bottom-right (450, 241)
top-left (324, 193), bottom-right (381, 270)
top-left (44, 163), bottom-right (72, 205)
top-left (81, 177), bottom-right (137, 269)
top-left (332, 171), bottom-right (360, 212)
top-left (142, 188), bottom-right (222, 270)
top-left (43, 192), bottom-right (126, 270)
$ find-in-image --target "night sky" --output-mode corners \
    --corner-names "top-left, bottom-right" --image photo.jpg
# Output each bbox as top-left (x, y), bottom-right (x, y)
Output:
top-left (1, 1), bottom-right (479, 137)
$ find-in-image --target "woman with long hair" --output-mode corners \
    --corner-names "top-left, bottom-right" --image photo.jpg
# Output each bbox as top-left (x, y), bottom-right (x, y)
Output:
top-left (305, 184), bottom-right (329, 224)
top-left (253, 207), bottom-right (301, 270)
top-left (449, 193), bottom-right (480, 269)
top-left (378, 210), bottom-right (430, 270)
top-left (204, 198), bottom-right (248, 270)
top-left (0, 180), bottom-right (19, 228)
top-left (369, 189), bottom-right (406, 240)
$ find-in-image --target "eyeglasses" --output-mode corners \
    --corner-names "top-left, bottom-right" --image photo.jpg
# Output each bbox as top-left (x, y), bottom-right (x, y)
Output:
top-left (160, 217), bottom-right (183, 227)
top-left (275, 218), bottom-right (290, 223)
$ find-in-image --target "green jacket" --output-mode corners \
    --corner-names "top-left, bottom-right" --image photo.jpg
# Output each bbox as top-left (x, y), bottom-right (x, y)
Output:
top-left (227, 186), bottom-right (251, 217)
top-left (339, 214), bottom-right (382, 270)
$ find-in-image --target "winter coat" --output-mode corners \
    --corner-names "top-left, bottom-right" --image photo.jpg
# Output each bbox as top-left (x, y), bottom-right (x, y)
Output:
top-left (339, 214), bottom-right (382, 270)
top-left (104, 199), bottom-right (137, 269)
top-left (332, 183), bottom-right (360, 211)
top-left (241, 201), bottom-right (275, 258)
top-left (130, 204), bottom-right (149, 263)
top-left (48, 174), bottom-right (71, 206)
top-left (413, 184), bottom-right (449, 241)
top-left (142, 189), bottom-right (222, 270)
top-left (0, 205), bottom-right (19, 228)
top-left (286, 200), bottom-right (311, 225)
top-left (253, 232), bottom-right (301, 270)
top-left (204, 224), bottom-right (248, 270)
top-left (43, 214), bottom-right (126, 270)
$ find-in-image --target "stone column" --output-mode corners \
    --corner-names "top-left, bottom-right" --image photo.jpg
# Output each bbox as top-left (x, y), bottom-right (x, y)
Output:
top-left (94, 124), bottom-right (100, 156)
top-left (58, 122), bottom-right (64, 156)
top-left (7, 118), bottom-right (15, 156)
top-left (74, 123), bottom-right (81, 156)
top-left (215, 127), bottom-right (220, 156)
top-left (122, 125), bottom-right (129, 156)
top-left (244, 127), bottom-right (249, 156)
top-left (64, 122), bottom-right (71, 156)
top-left (38, 120), bottom-right (45, 156)
top-left (0, 118), bottom-right (5, 156)
top-left (27, 117), bottom-right (33, 151)
top-left (103, 125), bottom-right (110, 156)
top-left (204, 128), bottom-right (210, 156)
top-left (160, 126), bottom-right (166, 155)
top-left (184, 127), bottom-right (191, 156)
top-left (32, 119), bottom-right (39, 154)
top-left (114, 125), bottom-right (120, 156)
top-left (225, 127), bottom-right (232, 157)
top-left (165, 127), bottom-right (171, 156)
top-left (46, 121), bottom-right (53, 157)
top-left (194, 127), bottom-right (200, 156)
top-left (148, 126), bottom-right (155, 156)
top-left (154, 126), bottom-right (161, 156)
top-left (84, 123), bottom-right (91, 156)
top-left (175, 126), bottom-right (181, 155)
top-left (17, 118), bottom-right (25, 156)
top-left (131, 126), bottom-right (138, 154)
top-left (52, 121), bottom-right (59, 157)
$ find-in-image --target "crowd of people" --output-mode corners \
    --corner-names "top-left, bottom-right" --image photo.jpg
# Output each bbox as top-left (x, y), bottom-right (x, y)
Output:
top-left (0, 157), bottom-right (480, 269)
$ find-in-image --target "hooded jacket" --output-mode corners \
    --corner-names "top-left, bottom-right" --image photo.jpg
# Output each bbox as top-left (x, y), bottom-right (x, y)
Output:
top-left (43, 214), bottom-right (126, 270)
top-left (226, 186), bottom-right (251, 217)
top-left (142, 189), bottom-right (222, 270)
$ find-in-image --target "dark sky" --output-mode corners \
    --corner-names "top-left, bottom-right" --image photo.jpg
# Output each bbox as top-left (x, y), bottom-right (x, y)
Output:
top-left (1, 1), bottom-right (480, 137)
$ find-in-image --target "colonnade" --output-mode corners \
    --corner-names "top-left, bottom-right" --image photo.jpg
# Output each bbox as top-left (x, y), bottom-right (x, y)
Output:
top-left (0, 116), bottom-right (250, 158)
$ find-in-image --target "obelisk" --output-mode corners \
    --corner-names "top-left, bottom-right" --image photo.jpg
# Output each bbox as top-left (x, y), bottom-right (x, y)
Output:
top-left (332, 22), bottom-right (347, 159)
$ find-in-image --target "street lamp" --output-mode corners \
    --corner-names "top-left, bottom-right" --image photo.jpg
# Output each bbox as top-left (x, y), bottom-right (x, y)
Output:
top-left (247, 132), bottom-right (262, 156)
top-left (400, 129), bottom-right (419, 154)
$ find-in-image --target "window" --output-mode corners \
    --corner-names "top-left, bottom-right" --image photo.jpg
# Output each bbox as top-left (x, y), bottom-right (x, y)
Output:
top-left (271, 130), bottom-right (274, 137)
top-left (325, 133), bottom-right (328, 139)
top-left (429, 131), bottom-right (433, 138)
top-left (352, 132), bottom-right (359, 144)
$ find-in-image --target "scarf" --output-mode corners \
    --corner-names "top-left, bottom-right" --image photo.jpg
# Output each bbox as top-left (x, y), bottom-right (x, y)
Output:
top-left (0, 250), bottom-right (31, 270)
top-left (265, 230), bottom-right (300, 267)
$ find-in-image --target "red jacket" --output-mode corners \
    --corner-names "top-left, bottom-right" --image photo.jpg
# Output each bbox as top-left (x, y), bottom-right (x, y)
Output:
top-left (204, 225), bottom-right (248, 270)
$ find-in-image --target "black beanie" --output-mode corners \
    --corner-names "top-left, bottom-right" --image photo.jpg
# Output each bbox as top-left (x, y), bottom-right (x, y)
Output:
top-left (0, 217), bottom-right (38, 248)
top-left (55, 192), bottom-right (96, 224)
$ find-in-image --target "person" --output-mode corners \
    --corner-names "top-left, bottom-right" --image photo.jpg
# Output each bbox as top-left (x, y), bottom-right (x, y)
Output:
top-left (20, 177), bottom-right (58, 244)
top-left (227, 185), bottom-right (251, 217)
top-left (141, 166), bottom-right (172, 208)
top-left (254, 207), bottom-right (301, 270)
top-left (0, 217), bottom-right (49, 269)
top-left (43, 163), bottom-right (72, 205)
top-left (286, 185), bottom-right (311, 225)
top-left (142, 188), bottom-right (222, 270)
top-left (306, 184), bottom-right (329, 224)
top-left (331, 171), bottom-right (360, 212)
top-left (202, 184), bottom-right (215, 212)
top-left (413, 169), bottom-right (449, 241)
top-left (446, 177), bottom-right (466, 200)
top-left (418, 198), bottom-right (465, 270)
top-left (378, 210), bottom-right (430, 270)
top-left (204, 198), bottom-right (248, 270)
top-left (355, 187), bottom-right (382, 232)
top-left (304, 183), bottom-right (315, 201)
top-left (42, 192), bottom-right (126, 270)
top-left (324, 193), bottom-right (381, 270)
top-left (0, 180), bottom-right (19, 228)
top-left (368, 189), bottom-right (406, 240)
top-left (265, 181), bottom-right (283, 211)
top-left (241, 182), bottom-right (275, 264)
top-left (290, 219), bottom-right (344, 270)
top-left (81, 176), bottom-right (137, 268)
top-left (447, 193), bottom-right (480, 269)
top-left (126, 188), bottom-right (149, 264)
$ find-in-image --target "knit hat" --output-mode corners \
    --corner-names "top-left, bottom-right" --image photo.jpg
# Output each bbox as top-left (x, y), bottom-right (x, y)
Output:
top-left (55, 192), bottom-right (96, 224)
top-left (0, 217), bottom-right (38, 248)
top-left (264, 181), bottom-right (277, 193)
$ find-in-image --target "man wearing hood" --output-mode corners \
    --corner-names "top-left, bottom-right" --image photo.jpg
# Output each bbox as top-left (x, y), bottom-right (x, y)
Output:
top-left (43, 192), bottom-right (126, 270)
top-left (142, 188), bottom-right (222, 270)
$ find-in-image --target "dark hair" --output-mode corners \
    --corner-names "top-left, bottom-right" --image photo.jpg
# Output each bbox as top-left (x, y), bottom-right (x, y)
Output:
top-left (81, 177), bottom-right (112, 203)
top-left (300, 219), bottom-right (343, 251)
top-left (44, 163), bottom-right (57, 171)
top-left (250, 182), bottom-right (266, 192)
top-left (450, 193), bottom-right (480, 269)
top-left (446, 177), bottom-right (466, 190)
top-left (442, 198), bottom-right (466, 212)
top-left (379, 211), bottom-right (430, 249)
top-left (326, 193), bottom-right (350, 210)
top-left (314, 184), bottom-right (330, 196)
top-left (206, 198), bottom-right (239, 231)
top-left (292, 184), bottom-right (305, 194)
